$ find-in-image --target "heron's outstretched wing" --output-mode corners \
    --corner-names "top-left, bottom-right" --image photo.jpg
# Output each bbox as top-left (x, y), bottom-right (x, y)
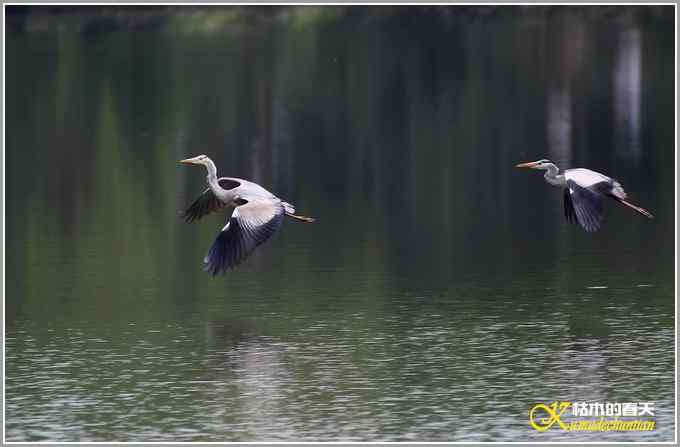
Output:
top-left (565, 180), bottom-right (605, 232)
top-left (183, 178), bottom-right (241, 222)
top-left (204, 198), bottom-right (285, 275)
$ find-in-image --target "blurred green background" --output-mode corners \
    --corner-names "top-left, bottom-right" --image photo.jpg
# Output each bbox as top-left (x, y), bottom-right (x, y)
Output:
top-left (5, 5), bottom-right (675, 442)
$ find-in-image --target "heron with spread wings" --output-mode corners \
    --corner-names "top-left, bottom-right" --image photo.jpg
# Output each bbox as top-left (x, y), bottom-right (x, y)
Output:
top-left (180, 154), bottom-right (314, 275)
top-left (516, 159), bottom-right (653, 232)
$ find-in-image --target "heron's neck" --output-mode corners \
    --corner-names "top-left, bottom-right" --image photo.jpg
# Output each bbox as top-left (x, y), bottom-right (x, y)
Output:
top-left (204, 159), bottom-right (223, 194)
top-left (543, 164), bottom-right (566, 187)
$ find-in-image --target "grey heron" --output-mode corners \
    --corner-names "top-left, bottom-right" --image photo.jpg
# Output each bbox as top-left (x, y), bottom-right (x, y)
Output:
top-left (180, 154), bottom-right (315, 274)
top-left (516, 159), bottom-right (653, 232)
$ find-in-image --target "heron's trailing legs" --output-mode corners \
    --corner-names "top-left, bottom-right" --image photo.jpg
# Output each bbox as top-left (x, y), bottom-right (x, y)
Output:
top-left (286, 212), bottom-right (316, 223)
top-left (280, 200), bottom-right (315, 222)
top-left (614, 198), bottom-right (654, 219)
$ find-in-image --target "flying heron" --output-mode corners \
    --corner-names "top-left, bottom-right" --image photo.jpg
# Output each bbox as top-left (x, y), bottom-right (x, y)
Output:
top-left (516, 159), bottom-right (653, 232)
top-left (180, 154), bottom-right (315, 274)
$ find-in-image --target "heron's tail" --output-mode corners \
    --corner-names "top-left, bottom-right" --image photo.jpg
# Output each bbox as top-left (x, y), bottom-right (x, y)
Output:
top-left (286, 212), bottom-right (316, 223)
top-left (614, 197), bottom-right (654, 219)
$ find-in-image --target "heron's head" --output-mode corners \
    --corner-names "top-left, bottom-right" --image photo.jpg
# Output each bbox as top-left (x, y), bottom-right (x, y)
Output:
top-left (180, 154), bottom-right (211, 166)
top-left (515, 159), bottom-right (554, 170)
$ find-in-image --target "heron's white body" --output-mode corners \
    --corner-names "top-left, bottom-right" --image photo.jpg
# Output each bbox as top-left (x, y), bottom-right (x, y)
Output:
top-left (563, 168), bottom-right (626, 199)
top-left (213, 176), bottom-right (276, 201)
top-left (565, 169), bottom-right (612, 188)
top-left (541, 164), bottom-right (621, 196)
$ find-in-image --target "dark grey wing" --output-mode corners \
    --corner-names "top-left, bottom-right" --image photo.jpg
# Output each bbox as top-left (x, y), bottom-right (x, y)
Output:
top-left (204, 198), bottom-right (285, 275)
top-left (182, 178), bottom-right (240, 223)
top-left (183, 188), bottom-right (224, 223)
top-left (563, 187), bottom-right (577, 224)
top-left (566, 180), bottom-right (604, 232)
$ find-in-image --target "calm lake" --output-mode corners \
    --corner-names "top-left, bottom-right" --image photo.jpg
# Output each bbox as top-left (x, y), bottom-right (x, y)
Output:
top-left (5, 5), bottom-right (675, 442)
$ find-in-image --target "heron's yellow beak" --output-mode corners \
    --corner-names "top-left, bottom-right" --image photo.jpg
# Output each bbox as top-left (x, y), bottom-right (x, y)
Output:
top-left (179, 158), bottom-right (197, 165)
top-left (515, 161), bottom-right (539, 169)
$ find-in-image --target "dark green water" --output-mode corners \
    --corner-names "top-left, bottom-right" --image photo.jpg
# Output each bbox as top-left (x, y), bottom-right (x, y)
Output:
top-left (5, 6), bottom-right (675, 442)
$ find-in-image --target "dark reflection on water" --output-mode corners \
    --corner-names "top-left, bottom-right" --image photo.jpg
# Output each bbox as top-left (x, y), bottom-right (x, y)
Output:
top-left (5, 6), bottom-right (675, 442)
